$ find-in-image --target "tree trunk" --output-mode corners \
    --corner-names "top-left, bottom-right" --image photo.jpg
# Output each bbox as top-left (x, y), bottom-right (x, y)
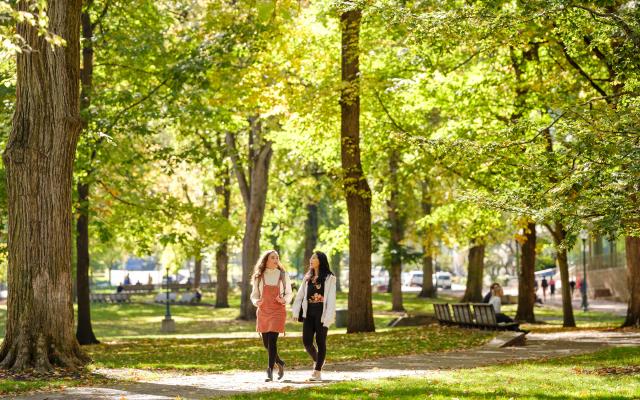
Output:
top-left (75, 182), bottom-right (99, 345)
top-left (387, 150), bottom-right (404, 311)
top-left (331, 252), bottom-right (342, 292)
top-left (193, 255), bottom-right (202, 290)
top-left (418, 180), bottom-right (436, 298)
top-left (461, 241), bottom-right (485, 303)
top-left (214, 169), bottom-right (231, 308)
top-left (548, 222), bottom-right (576, 327)
top-left (302, 202), bottom-right (319, 273)
top-left (0, 0), bottom-right (89, 371)
top-left (340, 8), bottom-right (374, 333)
top-left (75, 5), bottom-right (100, 346)
top-left (623, 236), bottom-right (640, 328)
top-left (226, 122), bottom-right (273, 320)
top-left (515, 222), bottom-right (536, 322)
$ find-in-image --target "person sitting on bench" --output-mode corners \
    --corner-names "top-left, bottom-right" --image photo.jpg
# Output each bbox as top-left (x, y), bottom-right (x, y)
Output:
top-left (488, 283), bottom-right (516, 325)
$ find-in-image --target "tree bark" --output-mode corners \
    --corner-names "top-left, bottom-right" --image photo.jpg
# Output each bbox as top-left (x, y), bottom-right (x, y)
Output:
top-left (0, 0), bottom-right (89, 371)
top-left (215, 168), bottom-right (231, 308)
top-left (226, 121), bottom-right (272, 320)
top-left (623, 236), bottom-right (640, 327)
top-left (340, 8), bottom-right (374, 333)
top-left (547, 222), bottom-right (576, 327)
top-left (75, 3), bottom-right (101, 346)
top-left (75, 182), bottom-right (99, 345)
top-left (418, 180), bottom-right (436, 298)
top-left (331, 252), bottom-right (342, 292)
top-left (302, 202), bottom-right (319, 273)
top-left (387, 149), bottom-right (404, 311)
top-left (515, 222), bottom-right (536, 322)
top-left (193, 255), bottom-right (202, 290)
top-left (461, 241), bottom-right (485, 303)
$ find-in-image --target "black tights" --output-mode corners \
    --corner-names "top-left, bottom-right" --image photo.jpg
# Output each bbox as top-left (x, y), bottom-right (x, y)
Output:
top-left (302, 313), bottom-right (328, 371)
top-left (261, 332), bottom-right (282, 369)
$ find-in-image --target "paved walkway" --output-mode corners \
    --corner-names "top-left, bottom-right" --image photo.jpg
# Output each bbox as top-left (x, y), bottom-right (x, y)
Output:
top-left (540, 295), bottom-right (628, 316)
top-left (9, 330), bottom-right (640, 400)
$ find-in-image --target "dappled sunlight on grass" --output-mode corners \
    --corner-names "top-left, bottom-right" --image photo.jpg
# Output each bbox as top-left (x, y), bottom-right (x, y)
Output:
top-left (87, 325), bottom-right (491, 372)
top-left (227, 347), bottom-right (640, 400)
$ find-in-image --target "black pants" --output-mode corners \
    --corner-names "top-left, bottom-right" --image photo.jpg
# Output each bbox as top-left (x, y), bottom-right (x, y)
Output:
top-left (302, 309), bottom-right (328, 371)
top-left (261, 332), bottom-right (282, 369)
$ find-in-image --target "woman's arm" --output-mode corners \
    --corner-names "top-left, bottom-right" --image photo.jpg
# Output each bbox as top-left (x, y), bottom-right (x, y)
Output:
top-left (322, 275), bottom-right (337, 327)
top-left (291, 277), bottom-right (306, 318)
top-left (283, 272), bottom-right (293, 303)
top-left (250, 277), bottom-right (261, 306)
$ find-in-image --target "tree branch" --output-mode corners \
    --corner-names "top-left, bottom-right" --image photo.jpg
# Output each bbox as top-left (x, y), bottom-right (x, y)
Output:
top-left (225, 131), bottom-right (250, 209)
top-left (557, 40), bottom-right (609, 98)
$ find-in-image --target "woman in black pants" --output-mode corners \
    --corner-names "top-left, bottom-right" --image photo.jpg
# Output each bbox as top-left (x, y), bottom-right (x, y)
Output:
top-left (292, 251), bottom-right (337, 381)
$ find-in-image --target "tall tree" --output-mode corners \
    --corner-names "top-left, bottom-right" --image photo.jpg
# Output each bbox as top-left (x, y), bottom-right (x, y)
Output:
top-left (75, 0), bottom-right (110, 346)
top-left (340, 6), bottom-right (374, 333)
top-left (461, 239), bottom-right (485, 303)
top-left (515, 221), bottom-right (536, 322)
top-left (418, 180), bottom-right (436, 298)
top-left (387, 148), bottom-right (404, 311)
top-left (1, 0), bottom-right (89, 371)
top-left (227, 117), bottom-right (273, 320)
top-left (215, 163), bottom-right (231, 308)
top-left (624, 235), bottom-right (640, 328)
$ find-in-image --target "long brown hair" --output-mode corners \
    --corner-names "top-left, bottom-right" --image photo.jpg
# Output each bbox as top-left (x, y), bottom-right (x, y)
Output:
top-left (253, 250), bottom-right (285, 280)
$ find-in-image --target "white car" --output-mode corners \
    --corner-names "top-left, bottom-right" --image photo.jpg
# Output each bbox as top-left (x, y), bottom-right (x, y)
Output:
top-left (402, 271), bottom-right (452, 289)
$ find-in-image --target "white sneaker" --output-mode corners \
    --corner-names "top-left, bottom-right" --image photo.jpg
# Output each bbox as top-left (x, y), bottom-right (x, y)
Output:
top-left (309, 370), bottom-right (322, 381)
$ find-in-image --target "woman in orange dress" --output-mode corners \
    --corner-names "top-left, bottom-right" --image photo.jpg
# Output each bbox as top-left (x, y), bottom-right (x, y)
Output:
top-left (250, 250), bottom-right (292, 381)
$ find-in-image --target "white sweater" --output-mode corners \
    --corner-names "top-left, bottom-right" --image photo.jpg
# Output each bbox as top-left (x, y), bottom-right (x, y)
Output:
top-left (291, 274), bottom-right (337, 328)
top-left (250, 268), bottom-right (293, 306)
top-left (489, 295), bottom-right (502, 314)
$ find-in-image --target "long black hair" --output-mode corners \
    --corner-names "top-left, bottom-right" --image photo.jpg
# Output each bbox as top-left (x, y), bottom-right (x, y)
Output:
top-left (313, 251), bottom-right (333, 282)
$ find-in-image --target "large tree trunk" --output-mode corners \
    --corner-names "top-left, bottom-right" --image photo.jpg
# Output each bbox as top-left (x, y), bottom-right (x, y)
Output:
top-left (75, 182), bottom-right (99, 345)
top-left (461, 241), bottom-right (485, 303)
top-left (0, 0), bottom-right (89, 372)
top-left (548, 222), bottom-right (576, 327)
top-left (226, 120), bottom-right (273, 320)
top-left (515, 222), bottom-right (536, 322)
top-left (387, 149), bottom-right (404, 312)
top-left (193, 255), bottom-right (202, 290)
top-left (75, 4), bottom-right (100, 346)
top-left (340, 8), bottom-right (374, 333)
top-left (623, 236), bottom-right (640, 327)
top-left (302, 202), bottom-right (319, 273)
top-left (418, 180), bottom-right (436, 298)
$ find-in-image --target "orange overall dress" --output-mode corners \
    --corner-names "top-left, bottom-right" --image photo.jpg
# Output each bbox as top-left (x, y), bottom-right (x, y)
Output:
top-left (256, 272), bottom-right (286, 333)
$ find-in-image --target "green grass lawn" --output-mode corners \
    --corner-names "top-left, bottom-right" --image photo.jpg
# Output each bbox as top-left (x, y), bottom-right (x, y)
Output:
top-left (87, 325), bottom-right (492, 372)
top-left (227, 346), bottom-right (640, 400)
top-left (0, 290), bottom-right (624, 339)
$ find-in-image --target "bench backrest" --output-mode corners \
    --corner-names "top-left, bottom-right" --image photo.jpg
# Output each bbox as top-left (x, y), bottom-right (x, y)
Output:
top-left (433, 303), bottom-right (453, 322)
top-left (452, 303), bottom-right (473, 324)
top-left (473, 303), bottom-right (497, 326)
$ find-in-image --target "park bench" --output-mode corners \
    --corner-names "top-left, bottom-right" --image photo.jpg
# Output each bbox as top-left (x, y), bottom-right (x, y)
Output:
top-left (154, 292), bottom-right (178, 303)
top-left (451, 303), bottom-right (475, 328)
top-left (433, 303), bottom-right (455, 326)
top-left (434, 303), bottom-right (521, 332)
top-left (90, 292), bottom-right (131, 303)
top-left (472, 303), bottom-right (520, 331)
top-left (121, 284), bottom-right (155, 294)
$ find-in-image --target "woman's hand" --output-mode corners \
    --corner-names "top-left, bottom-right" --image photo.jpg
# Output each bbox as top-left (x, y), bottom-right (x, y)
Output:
top-left (275, 295), bottom-right (286, 304)
top-left (257, 299), bottom-right (263, 307)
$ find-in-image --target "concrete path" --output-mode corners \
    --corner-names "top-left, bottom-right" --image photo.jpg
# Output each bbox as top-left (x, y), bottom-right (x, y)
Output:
top-left (8, 330), bottom-right (640, 400)
top-left (541, 295), bottom-right (628, 316)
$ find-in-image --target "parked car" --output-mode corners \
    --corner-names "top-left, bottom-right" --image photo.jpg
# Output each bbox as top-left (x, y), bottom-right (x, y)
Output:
top-left (401, 271), bottom-right (453, 289)
top-left (434, 271), bottom-right (452, 289)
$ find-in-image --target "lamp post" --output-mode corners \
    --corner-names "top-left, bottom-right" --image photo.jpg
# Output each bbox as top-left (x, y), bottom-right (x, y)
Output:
top-left (161, 267), bottom-right (175, 333)
top-left (579, 229), bottom-right (589, 312)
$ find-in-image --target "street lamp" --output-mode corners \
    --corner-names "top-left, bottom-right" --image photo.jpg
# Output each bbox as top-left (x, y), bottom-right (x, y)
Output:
top-left (161, 267), bottom-right (175, 333)
top-left (579, 229), bottom-right (589, 312)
